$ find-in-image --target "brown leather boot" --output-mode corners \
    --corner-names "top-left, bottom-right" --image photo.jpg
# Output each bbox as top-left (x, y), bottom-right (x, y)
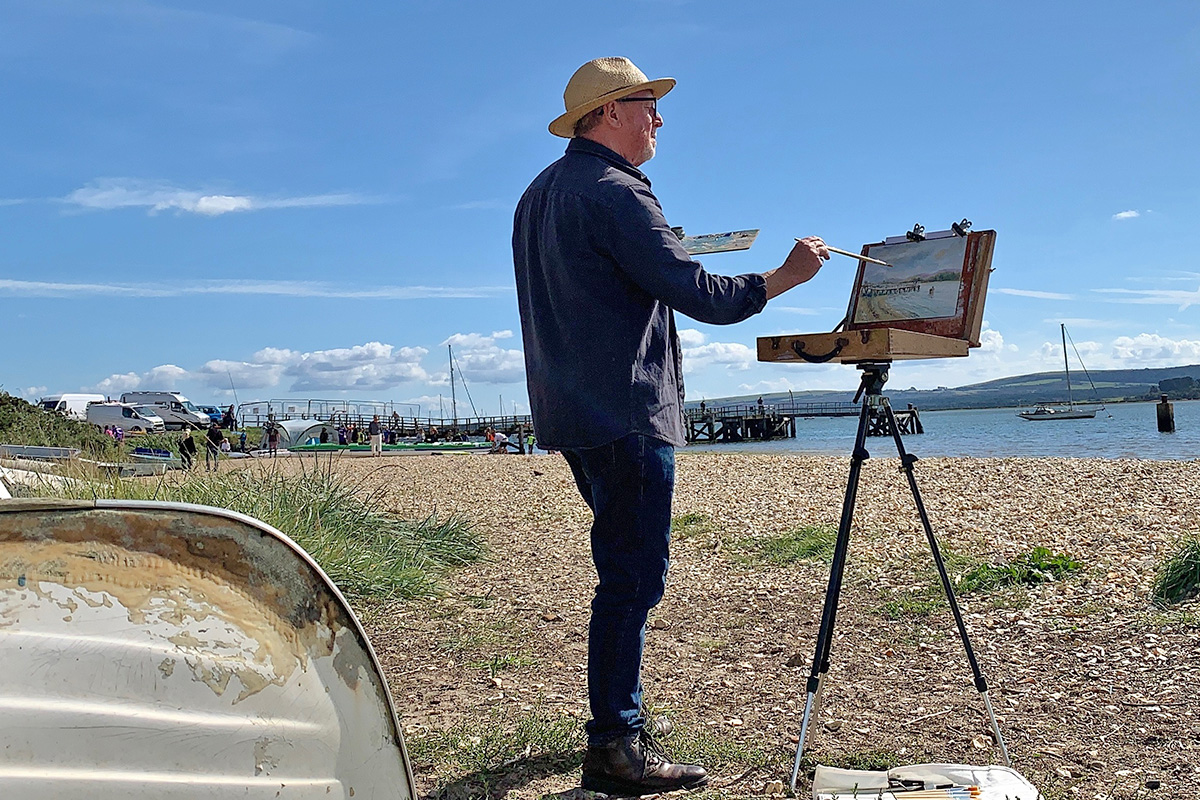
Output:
top-left (581, 730), bottom-right (708, 796)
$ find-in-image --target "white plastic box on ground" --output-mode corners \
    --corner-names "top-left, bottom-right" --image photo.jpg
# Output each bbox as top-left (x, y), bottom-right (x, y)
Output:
top-left (813, 763), bottom-right (1039, 799)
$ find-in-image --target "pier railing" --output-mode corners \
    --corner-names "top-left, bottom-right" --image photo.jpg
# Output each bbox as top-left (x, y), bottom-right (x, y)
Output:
top-left (236, 399), bottom-right (535, 438)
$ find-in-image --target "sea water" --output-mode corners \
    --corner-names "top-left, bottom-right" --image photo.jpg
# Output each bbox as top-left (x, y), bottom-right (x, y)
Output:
top-left (685, 400), bottom-right (1200, 461)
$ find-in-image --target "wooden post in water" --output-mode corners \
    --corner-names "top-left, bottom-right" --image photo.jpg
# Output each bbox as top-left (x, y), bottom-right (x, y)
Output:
top-left (1157, 394), bottom-right (1175, 433)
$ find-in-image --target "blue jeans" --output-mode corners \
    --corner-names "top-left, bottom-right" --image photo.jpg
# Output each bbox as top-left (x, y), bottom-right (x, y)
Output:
top-left (562, 433), bottom-right (675, 745)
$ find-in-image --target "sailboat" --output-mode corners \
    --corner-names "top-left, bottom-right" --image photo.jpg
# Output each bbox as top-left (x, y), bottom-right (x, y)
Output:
top-left (1018, 324), bottom-right (1097, 420)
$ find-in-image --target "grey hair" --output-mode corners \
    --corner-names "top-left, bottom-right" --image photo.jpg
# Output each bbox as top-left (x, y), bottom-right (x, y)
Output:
top-left (573, 106), bottom-right (606, 137)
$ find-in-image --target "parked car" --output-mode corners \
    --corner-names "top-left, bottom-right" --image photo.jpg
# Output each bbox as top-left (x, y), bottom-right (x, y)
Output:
top-left (38, 393), bottom-right (106, 421)
top-left (86, 402), bottom-right (166, 433)
top-left (196, 405), bottom-right (224, 425)
top-left (119, 392), bottom-right (209, 430)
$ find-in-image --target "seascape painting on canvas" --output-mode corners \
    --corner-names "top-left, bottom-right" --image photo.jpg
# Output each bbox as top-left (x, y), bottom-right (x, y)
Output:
top-left (851, 236), bottom-right (968, 324)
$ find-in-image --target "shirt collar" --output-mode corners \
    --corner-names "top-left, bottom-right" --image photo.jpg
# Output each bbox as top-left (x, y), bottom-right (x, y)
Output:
top-left (566, 137), bottom-right (651, 188)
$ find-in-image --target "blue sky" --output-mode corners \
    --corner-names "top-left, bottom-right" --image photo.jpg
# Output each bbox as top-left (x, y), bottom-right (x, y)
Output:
top-left (4, 1), bottom-right (1199, 415)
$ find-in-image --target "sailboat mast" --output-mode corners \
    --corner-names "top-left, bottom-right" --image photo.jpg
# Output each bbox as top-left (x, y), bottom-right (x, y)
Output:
top-left (1062, 323), bottom-right (1074, 407)
top-left (449, 344), bottom-right (458, 422)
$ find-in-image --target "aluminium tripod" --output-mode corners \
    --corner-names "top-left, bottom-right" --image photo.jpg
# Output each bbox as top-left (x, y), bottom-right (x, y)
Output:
top-left (789, 361), bottom-right (1010, 793)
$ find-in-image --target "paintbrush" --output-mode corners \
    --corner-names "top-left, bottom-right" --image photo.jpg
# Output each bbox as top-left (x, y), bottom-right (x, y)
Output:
top-left (796, 239), bottom-right (892, 268)
top-left (819, 789), bottom-right (980, 800)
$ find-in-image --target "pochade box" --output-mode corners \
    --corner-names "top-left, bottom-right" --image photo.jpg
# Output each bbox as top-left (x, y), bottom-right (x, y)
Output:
top-left (759, 226), bottom-right (996, 364)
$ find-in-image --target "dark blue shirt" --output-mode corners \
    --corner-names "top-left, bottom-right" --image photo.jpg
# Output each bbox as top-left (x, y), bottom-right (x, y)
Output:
top-left (512, 138), bottom-right (768, 450)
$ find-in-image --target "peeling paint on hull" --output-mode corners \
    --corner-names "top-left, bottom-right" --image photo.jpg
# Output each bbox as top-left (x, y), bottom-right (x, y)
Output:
top-left (0, 499), bottom-right (414, 799)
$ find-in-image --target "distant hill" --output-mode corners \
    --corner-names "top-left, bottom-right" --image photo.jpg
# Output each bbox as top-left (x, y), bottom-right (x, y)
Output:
top-left (689, 364), bottom-right (1200, 412)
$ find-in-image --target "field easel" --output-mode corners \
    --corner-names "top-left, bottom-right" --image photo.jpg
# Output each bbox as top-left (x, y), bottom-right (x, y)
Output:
top-left (756, 225), bottom-right (1010, 793)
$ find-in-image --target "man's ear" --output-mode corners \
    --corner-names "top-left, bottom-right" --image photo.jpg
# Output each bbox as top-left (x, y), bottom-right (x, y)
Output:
top-left (603, 101), bottom-right (621, 127)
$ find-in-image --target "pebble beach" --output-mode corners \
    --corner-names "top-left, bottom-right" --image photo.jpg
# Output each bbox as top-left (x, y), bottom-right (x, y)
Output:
top-left (332, 451), bottom-right (1200, 798)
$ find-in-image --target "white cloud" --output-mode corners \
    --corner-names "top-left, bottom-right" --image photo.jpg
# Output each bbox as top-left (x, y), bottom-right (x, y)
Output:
top-left (677, 328), bottom-right (707, 348)
top-left (993, 288), bottom-right (1075, 300)
top-left (772, 306), bottom-right (825, 315)
top-left (87, 343), bottom-right (434, 397)
top-left (731, 366), bottom-right (850, 395)
top-left (977, 327), bottom-right (1017, 354)
top-left (681, 340), bottom-right (756, 372)
top-left (1112, 210), bottom-right (1141, 220)
top-left (0, 278), bottom-right (510, 301)
top-left (1094, 287), bottom-right (1200, 310)
top-left (89, 364), bottom-right (188, 396)
top-left (63, 179), bottom-right (374, 216)
top-left (192, 358), bottom-right (286, 391)
top-left (441, 331), bottom-right (525, 384)
top-left (18, 386), bottom-right (47, 400)
top-left (1110, 333), bottom-right (1200, 365)
top-left (286, 342), bottom-right (430, 392)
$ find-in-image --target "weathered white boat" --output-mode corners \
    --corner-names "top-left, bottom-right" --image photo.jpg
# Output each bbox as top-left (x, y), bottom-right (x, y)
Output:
top-left (0, 499), bottom-right (414, 798)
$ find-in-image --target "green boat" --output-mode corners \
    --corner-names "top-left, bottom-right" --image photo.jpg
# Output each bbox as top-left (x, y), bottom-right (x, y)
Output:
top-left (288, 441), bottom-right (491, 453)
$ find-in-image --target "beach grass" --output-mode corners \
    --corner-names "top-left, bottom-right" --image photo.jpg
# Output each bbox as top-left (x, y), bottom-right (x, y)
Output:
top-left (0, 391), bottom-right (117, 459)
top-left (406, 706), bottom-right (583, 779)
top-left (736, 523), bottom-right (838, 566)
top-left (954, 545), bottom-right (1082, 593)
top-left (1152, 537), bottom-right (1200, 606)
top-left (24, 460), bottom-right (485, 603)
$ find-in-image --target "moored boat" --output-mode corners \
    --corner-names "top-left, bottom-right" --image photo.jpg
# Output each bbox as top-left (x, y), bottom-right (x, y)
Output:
top-left (1018, 324), bottom-right (1101, 421)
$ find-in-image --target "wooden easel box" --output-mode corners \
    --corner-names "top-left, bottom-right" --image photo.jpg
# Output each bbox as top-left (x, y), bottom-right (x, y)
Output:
top-left (758, 328), bottom-right (968, 364)
top-left (758, 229), bottom-right (995, 365)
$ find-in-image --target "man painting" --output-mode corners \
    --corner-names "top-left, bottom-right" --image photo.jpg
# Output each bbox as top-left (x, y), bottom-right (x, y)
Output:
top-left (512, 57), bottom-right (828, 795)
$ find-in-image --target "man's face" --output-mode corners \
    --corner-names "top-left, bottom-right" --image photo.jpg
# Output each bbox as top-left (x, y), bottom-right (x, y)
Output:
top-left (614, 91), bottom-right (662, 166)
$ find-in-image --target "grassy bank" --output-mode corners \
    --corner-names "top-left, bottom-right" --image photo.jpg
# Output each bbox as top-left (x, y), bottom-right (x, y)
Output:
top-left (24, 460), bottom-right (486, 603)
top-left (0, 391), bottom-right (116, 458)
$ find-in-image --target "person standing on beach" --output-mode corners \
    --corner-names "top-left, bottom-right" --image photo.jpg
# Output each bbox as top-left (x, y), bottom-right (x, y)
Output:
top-left (368, 415), bottom-right (383, 457)
top-left (204, 422), bottom-right (223, 471)
top-left (179, 429), bottom-right (197, 470)
top-left (513, 57), bottom-right (828, 796)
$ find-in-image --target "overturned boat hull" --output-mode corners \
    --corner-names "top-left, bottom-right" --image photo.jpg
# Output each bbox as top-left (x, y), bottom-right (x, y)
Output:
top-left (0, 499), bottom-right (414, 798)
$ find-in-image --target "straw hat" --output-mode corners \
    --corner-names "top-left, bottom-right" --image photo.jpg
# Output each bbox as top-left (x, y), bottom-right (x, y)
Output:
top-left (549, 57), bottom-right (675, 138)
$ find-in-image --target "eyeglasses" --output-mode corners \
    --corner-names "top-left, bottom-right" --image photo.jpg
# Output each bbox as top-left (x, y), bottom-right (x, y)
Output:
top-left (615, 96), bottom-right (658, 115)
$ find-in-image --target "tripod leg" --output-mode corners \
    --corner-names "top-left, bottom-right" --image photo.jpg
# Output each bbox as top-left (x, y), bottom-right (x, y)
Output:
top-left (790, 401), bottom-right (872, 793)
top-left (881, 399), bottom-right (1012, 767)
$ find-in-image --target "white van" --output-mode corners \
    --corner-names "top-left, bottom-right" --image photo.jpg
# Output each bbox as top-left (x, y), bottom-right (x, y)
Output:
top-left (86, 402), bottom-right (167, 433)
top-left (119, 392), bottom-right (209, 430)
top-left (38, 393), bottom-right (107, 421)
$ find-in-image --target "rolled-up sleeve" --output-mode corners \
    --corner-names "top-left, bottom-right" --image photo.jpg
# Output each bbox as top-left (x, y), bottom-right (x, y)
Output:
top-left (603, 182), bottom-right (767, 325)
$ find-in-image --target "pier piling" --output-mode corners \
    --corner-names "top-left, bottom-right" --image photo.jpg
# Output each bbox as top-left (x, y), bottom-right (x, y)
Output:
top-left (1157, 394), bottom-right (1175, 433)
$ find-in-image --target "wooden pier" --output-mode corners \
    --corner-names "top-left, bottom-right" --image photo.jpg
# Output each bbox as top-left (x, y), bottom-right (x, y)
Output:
top-left (685, 401), bottom-right (923, 444)
top-left (234, 397), bottom-right (922, 447)
top-left (237, 399), bottom-right (536, 439)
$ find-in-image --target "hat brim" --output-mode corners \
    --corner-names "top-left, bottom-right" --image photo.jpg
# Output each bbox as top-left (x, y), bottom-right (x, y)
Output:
top-left (548, 77), bottom-right (675, 138)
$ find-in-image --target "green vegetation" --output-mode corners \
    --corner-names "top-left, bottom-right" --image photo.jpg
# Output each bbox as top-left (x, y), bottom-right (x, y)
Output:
top-left (664, 726), bottom-right (773, 772)
top-left (1152, 537), bottom-right (1200, 606)
top-left (406, 706), bottom-right (583, 779)
top-left (1159, 375), bottom-right (1200, 399)
top-left (875, 588), bottom-right (945, 619)
top-left (24, 460), bottom-right (485, 603)
top-left (671, 511), bottom-right (717, 543)
top-left (823, 748), bottom-right (902, 772)
top-left (736, 523), bottom-right (837, 566)
top-left (955, 546), bottom-right (1081, 593)
top-left (0, 391), bottom-right (116, 458)
top-left (438, 616), bottom-right (535, 675)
